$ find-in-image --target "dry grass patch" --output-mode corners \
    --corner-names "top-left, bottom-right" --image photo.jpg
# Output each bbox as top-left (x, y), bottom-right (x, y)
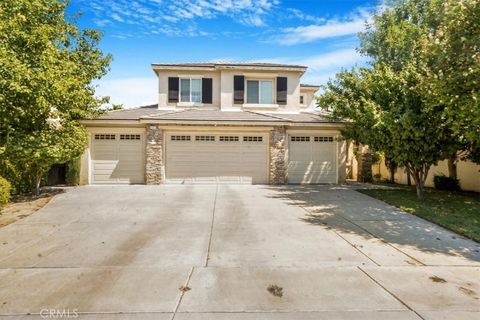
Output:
top-left (0, 190), bottom-right (63, 227)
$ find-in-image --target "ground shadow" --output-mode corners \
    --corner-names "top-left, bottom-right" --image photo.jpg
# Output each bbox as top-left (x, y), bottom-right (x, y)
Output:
top-left (264, 185), bottom-right (480, 263)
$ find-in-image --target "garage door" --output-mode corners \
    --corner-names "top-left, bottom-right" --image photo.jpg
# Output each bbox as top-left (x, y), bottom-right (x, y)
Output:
top-left (165, 133), bottom-right (268, 184)
top-left (91, 133), bottom-right (144, 184)
top-left (288, 135), bottom-right (337, 184)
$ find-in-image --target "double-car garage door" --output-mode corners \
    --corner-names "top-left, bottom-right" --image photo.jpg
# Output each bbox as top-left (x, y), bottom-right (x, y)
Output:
top-left (165, 132), bottom-right (269, 184)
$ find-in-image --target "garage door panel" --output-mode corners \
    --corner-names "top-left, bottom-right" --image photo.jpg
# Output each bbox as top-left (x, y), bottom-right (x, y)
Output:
top-left (91, 134), bottom-right (144, 184)
top-left (288, 136), bottom-right (337, 184)
top-left (165, 133), bottom-right (268, 184)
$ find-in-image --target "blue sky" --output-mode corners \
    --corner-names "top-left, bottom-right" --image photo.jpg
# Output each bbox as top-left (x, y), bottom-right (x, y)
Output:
top-left (68, 0), bottom-right (379, 107)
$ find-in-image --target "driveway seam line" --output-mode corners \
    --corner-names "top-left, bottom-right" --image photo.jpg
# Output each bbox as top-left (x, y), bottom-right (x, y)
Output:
top-left (341, 215), bottom-right (424, 266)
top-left (295, 200), bottom-right (381, 265)
top-left (330, 228), bottom-right (381, 266)
top-left (325, 202), bottom-right (426, 266)
top-left (204, 184), bottom-right (219, 267)
top-left (357, 266), bottom-right (426, 320)
top-left (171, 266), bottom-right (195, 320)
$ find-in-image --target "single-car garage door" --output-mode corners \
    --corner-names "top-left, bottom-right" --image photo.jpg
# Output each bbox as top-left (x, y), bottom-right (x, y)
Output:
top-left (91, 133), bottom-right (144, 184)
top-left (288, 135), bottom-right (337, 184)
top-left (165, 132), bottom-right (268, 184)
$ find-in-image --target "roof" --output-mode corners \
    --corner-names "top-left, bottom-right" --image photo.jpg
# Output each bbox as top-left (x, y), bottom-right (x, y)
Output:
top-left (300, 83), bottom-right (321, 89)
top-left (151, 62), bottom-right (307, 72)
top-left (91, 105), bottom-right (343, 125)
top-left (264, 112), bottom-right (337, 123)
top-left (96, 104), bottom-right (166, 120)
top-left (143, 109), bottom-right (280, 122)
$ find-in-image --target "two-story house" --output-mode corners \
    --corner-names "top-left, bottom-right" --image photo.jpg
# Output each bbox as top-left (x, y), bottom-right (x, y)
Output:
top-left (80, 62), bottom-right (347, 185)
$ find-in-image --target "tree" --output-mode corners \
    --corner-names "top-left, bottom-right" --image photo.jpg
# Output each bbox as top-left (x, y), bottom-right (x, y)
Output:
top-left (423, 0), bottom-right (480, 158)
top-left (319, 0), bottom-right (478, 200)
top-left (319, 64), bottom-right (454, 200)
top-left (3, 123), bottom-right (87, 195)
top-left (0, 0), bottom-right (111, 193)
top-left (384, 156), bottom-right (398, 184)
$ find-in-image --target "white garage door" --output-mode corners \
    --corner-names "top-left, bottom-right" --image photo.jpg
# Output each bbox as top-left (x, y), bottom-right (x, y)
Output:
top-left (288, 135), bottom-right (337, 184)
top-left (165, 133), bottom-right (268, 184)
top-left (91, 133), bottom-right (144, 184)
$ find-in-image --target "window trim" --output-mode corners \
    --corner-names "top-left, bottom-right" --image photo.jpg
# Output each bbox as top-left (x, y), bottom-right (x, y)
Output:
top-left (245, 79), bottom-right (274, 104)
top-left (179, 78), bottom-right (202, 103)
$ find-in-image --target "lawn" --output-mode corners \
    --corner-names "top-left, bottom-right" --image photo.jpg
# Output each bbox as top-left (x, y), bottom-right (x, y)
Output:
top-left (358, 187), bottom-right (480, 243)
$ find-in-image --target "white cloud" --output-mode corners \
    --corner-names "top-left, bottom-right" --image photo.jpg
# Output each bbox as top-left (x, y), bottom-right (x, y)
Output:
top-left (110, 13), bottom-right (125, 23)
top-left (252, 48), bottom-right (367, 88)
top-left (95, 77), bottom-right (158, 108)
top-left (297, 49), bottom-right (365, 71)
top-left (81, 0), bottom-right (279, 37)
top-left (275, 10), bottom-right (371, 45)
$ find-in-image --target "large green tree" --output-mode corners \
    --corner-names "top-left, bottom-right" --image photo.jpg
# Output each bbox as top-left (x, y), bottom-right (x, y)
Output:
top-left (422, 0), bottom-right (480, 165)
top-left (319, 0), bottom-right (479, 199)
top-left (360, 0), bottom-right (480, 174)
top-left (320, 64), bottom-right (455, 200)
top-left (0, 0), bottom-right (110, 193)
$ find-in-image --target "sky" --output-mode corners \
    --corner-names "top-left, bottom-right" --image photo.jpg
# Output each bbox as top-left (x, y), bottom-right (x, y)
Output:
top-left (67, 0), bottom-right (379, 108)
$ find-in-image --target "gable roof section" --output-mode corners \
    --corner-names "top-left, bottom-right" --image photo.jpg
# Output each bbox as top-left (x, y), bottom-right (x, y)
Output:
top-left (91, 105), bottom-right (343, 125)
top-left (95, 104), bottom-right (169, 120)
top-left (142, 109), bottom-right (281, 122)
top-left (264, 112), bottom-right (338, 123)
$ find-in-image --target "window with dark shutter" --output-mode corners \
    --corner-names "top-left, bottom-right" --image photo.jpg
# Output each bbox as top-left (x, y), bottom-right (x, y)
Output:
top-left (234, 75), bottom-right (245, 104)
top-left (168, 77), bottom-right (179, 103)
top-left (202, 78), bottom-right (212, 104)
top-left (276, 77), bottom-right (287, 105)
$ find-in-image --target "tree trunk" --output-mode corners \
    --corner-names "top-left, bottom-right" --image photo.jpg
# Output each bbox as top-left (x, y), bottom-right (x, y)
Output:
top-left (405, 163), bottom-right (430, 201)
top-left (35, 171), bottom-right (42, 196)
top-left (406, 169), bottom-right (411, 186)
top-left (447, 153), bottom-right (457, 179)
top-left (389, 166), bottom-right (395, 183)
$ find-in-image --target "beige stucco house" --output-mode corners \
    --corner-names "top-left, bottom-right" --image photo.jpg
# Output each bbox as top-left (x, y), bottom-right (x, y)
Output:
top-left (80, 62), bottom-right (346, 185)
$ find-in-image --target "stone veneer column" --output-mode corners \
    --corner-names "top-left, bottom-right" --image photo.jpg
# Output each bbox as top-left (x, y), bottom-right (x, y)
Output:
top-left (145, 124), bottom-right (163, 184)
top-left (269, 126), bottom-right (287, 184)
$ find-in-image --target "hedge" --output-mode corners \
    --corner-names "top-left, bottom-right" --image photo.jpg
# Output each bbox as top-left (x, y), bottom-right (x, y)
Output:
top-left (0, 176), bottom-right (11, 208)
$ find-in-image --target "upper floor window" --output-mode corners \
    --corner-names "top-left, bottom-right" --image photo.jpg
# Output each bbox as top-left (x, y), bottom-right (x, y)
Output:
top-left (180, 78), bottom-right (201, 103)
top-left (300, 95), bottom-right (304, 104)
top-left (246, 80), bottom-right (273, 104)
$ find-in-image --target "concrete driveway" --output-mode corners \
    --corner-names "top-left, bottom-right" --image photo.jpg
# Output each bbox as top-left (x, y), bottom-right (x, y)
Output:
top-left (0, 185), bottom-right (479, 319)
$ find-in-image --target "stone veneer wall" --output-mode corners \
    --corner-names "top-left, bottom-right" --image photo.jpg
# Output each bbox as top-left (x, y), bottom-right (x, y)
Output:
top-left (269, 126), bottom-right (287, 184)
top-left (145, 125), bottom-right (163, 184)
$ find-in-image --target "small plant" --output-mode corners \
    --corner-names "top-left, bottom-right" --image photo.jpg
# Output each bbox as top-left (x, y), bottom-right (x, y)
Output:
top-left (433, 174), bottom-right (460, 191)
top-left (0, 176), bottom-right (12, 208)
top-left (373, 173), bottom-right (382, 182)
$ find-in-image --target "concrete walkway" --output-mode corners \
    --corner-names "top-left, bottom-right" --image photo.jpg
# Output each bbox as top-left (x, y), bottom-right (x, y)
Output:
top-left (0, 185), bottom-right (478, 319)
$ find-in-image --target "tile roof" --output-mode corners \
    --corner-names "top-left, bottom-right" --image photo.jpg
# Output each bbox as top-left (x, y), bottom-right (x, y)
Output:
top-left (264, 112), bottom-right (338, 123)
top-left (143, 109), bottom-right (282, 122)
top-left (96, 104), bottom-right (171, 120)
top-left (93, 105), bottom-right (343, 124)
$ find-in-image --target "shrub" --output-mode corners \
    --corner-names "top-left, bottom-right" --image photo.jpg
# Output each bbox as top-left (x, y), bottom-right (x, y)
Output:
top-left (66, 157), bottom-right (81, 186)
top-left (0, 176), bottom-right (12, 208)
top-left (433, 174), bottom-right (460, 191)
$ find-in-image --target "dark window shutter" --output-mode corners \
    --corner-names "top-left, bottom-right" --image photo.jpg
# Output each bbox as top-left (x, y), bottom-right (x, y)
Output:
top-left (233, 75), bottom-right (245, 104)
top-left (202, 78), bottom-right (212, 104)
top-left (276, 77), bottom-right (287, 105)
top-left (168, 77), bottom-right (179, 103)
